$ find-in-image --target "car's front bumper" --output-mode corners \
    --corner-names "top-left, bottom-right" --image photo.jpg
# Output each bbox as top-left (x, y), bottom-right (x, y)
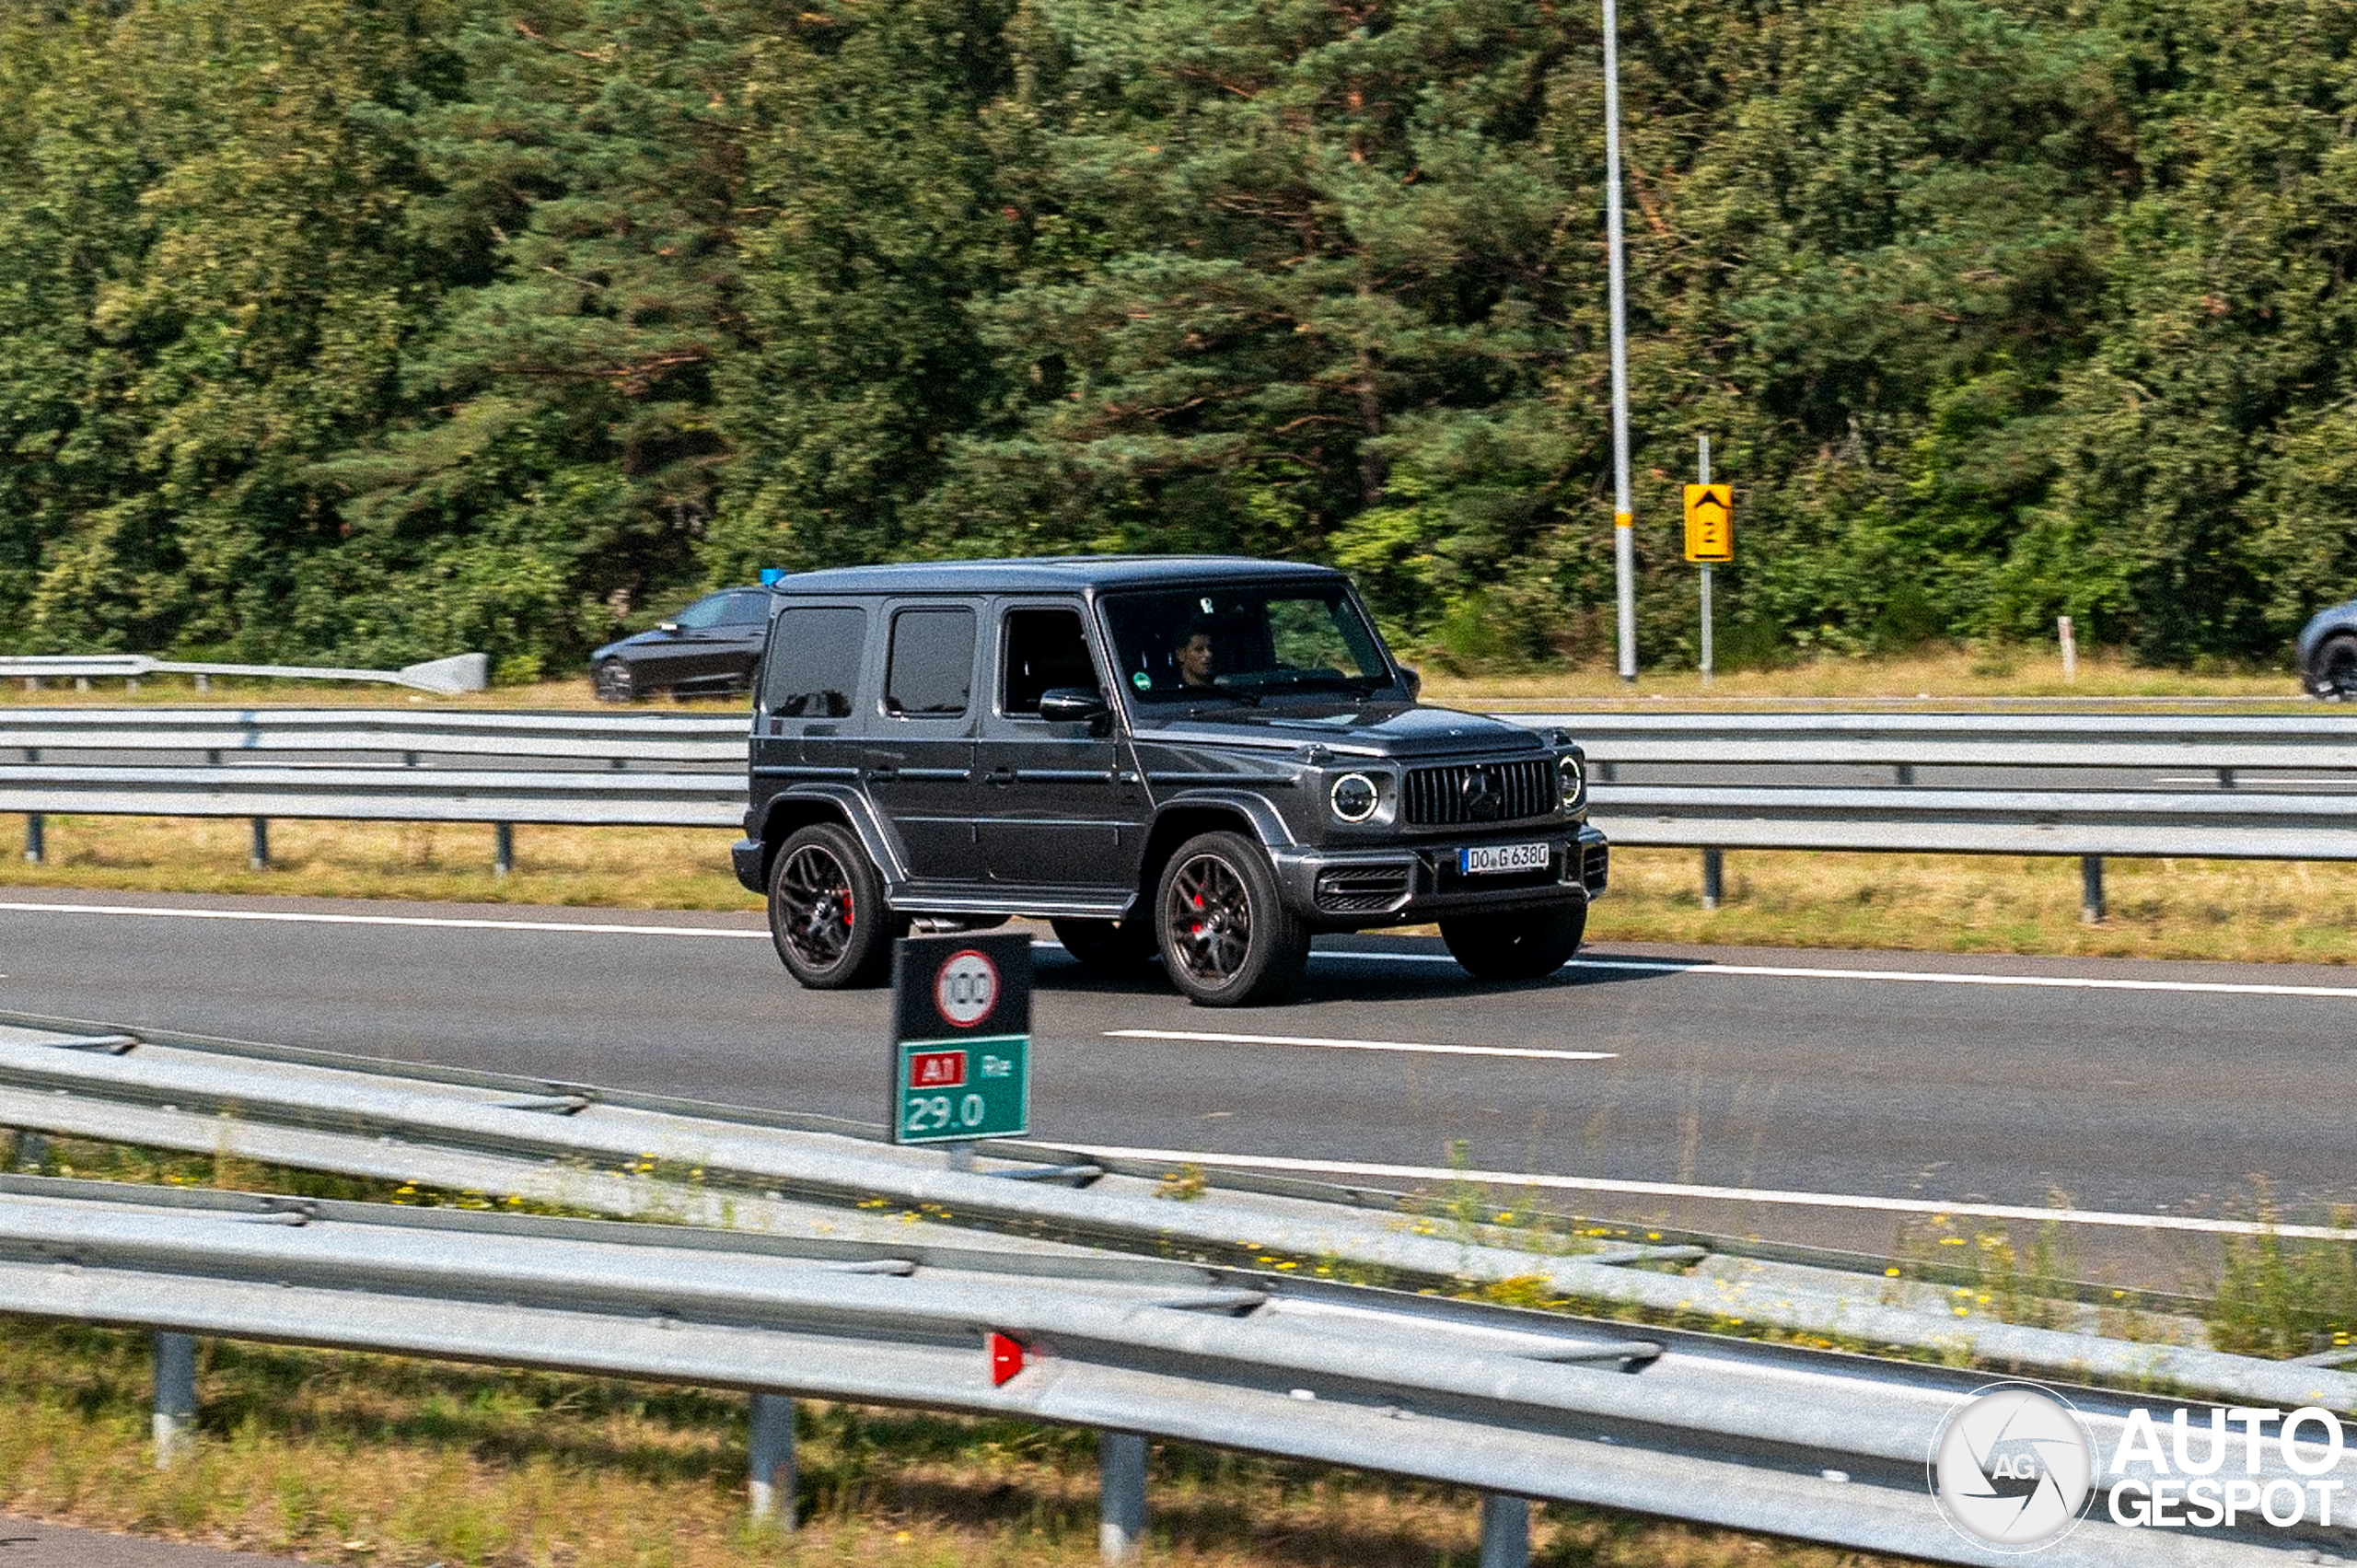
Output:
top-left (1271, 823), bottom-right (1607, 927)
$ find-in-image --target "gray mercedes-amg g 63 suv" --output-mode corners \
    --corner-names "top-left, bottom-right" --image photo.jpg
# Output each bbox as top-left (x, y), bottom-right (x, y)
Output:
top-left (731, 556), bottom-right (1608, 1006)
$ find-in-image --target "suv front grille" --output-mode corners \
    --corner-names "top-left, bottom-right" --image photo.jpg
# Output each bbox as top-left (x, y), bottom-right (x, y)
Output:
top-left (1403, 758), bottom-right (1556, 827)
top-left (1315, 864), bottom-right (1413, 914)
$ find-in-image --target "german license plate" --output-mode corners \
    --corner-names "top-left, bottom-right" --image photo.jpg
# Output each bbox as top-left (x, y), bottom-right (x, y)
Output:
top-left (1461, 842), bottom-right (1550, 876)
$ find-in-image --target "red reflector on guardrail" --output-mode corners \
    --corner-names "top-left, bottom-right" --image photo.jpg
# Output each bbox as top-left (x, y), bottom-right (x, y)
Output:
top-left (989, 1331), bottom-right (1025, 1385)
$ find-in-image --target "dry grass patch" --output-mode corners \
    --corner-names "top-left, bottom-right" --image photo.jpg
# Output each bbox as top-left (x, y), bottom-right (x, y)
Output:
top-left (1590, 847), bottom-right (2357, 965)
top-left (0, 1322), bottom-right (1926, 1568)
top-left (0, 816), bottom-right (758, 911)
top-left (1426, 646), bottom-right (2298, 705)
top-left (10, 822), bottom-right (2357, 968)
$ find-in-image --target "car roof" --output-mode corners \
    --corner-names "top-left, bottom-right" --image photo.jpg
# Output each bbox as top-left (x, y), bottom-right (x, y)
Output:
top-left (772, 555), bottom-right (1347, 598)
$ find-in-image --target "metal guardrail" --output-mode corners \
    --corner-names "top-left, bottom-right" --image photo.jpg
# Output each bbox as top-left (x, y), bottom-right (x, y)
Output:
top-left (0, 1128), bottom-right (2328, 1564)
top-left (0, 653), bottom-right (489, 695)
top-left (0, 1014), bottom-right (2349, 1415)
top-left (5, 708), bottom-right (2357, 886)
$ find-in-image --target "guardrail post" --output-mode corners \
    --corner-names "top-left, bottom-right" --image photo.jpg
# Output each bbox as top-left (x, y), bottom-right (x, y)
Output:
top-left (194, 674), bottom-right (209, 694)
top-left (1479, 1493), bottom-right (1528, 1568)
top-left (2080, 854), bottom-right (2105, 923)
top-left (1701, 848), bottom-right (1724, 909)
top-left (494, 823), bottom-right (514, 877)
top-left (2218, 766), bottom-right (2236, 790)
top-left (152, 1331), bottom-right (196, 1468)
top-left (11, 1132), bottom-right (43, 1171)
top-left (748, 1392), bottom-right (795, 1527)
top-left (24, 814), bottom-right (42, 865)
top-left (1895, 764), bottom-right (1915, 786)
top-left (1098, 1431), bottom-right (1147, 1562)
top-left (249, 818), bottom-right (270, 871)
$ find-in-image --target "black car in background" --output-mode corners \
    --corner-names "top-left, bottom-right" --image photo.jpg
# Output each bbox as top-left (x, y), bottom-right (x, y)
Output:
top-left (2298, 595), bottom-right (2357, 698)
top-left (591, 587), bottom-right (771, 701)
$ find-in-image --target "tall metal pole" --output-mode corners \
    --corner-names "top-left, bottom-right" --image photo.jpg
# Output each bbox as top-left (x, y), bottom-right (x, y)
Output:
top-left (1603, 0), bottom-right (1636, 682)
top-left (1698, 436), bottom-right (1713, 687)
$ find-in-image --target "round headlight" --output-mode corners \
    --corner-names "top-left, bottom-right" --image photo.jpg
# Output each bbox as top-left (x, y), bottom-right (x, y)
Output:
top-left (1329, 772), bottom-right (1379, 823)
top-left (1558, 753), bottom-right (1586, 812)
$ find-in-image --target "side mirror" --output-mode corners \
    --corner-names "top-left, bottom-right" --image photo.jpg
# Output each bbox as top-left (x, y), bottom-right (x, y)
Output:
top-left (658, 621), bottom-right (681, 634)
top-left (1038, 687), bottom-right (1112, 733)
top-left (1399, 666), bottom-right (1422, 700)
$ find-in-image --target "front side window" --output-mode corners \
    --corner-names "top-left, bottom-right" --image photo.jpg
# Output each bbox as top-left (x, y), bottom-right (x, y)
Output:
top-left (885, 607), bottom-right (976, 716)
top-left (760, 606), bottom-right (865, 716)
top-left (1001, 607), bottom-right (1097, 715)
top-left (1099, 586), bottom-right (1392, 702)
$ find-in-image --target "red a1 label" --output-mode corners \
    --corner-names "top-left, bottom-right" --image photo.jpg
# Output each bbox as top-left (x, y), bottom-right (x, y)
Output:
top-left (907, 1050), bottom-right (967, 1089)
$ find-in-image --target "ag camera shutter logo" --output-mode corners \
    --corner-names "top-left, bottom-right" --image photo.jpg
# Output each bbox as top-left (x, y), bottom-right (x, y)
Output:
top-left (1928, 1382), bottom-right (2096, 1551)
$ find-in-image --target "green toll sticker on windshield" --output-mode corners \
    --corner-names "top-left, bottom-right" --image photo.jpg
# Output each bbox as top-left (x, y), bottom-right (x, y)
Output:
top-left (1132, 669), bottom-right (1152, 690)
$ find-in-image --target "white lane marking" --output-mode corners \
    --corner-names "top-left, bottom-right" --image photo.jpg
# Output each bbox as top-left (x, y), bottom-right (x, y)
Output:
top-left (0, 901), bottom-right (2349, 1001)
top-left (0, 900), bottom-right (768, 939)
top-left (2153, 775), bottom-right (2357, 786)
top-left (1325, 947), bottom-right (2357, 1001)
top-left (1105, 1028), bottom-right (1614, 1062)
top-left (1061, 1144), bottom-right (2357, 1241)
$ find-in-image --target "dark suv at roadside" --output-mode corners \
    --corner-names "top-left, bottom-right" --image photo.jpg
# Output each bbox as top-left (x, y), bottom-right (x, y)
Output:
top-left (730, 557), bottom-right (1608, 1006)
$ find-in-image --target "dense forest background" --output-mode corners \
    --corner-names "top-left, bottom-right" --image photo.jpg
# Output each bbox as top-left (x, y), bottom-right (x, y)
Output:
top-left (3, 0), bottom-right (2354, 678)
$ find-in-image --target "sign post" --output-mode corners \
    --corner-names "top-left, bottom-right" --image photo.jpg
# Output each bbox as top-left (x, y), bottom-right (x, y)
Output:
top-left (889, 931), bottom-right (1031, 1168)
top-left (1683, 440), bottom-right (1733, 686)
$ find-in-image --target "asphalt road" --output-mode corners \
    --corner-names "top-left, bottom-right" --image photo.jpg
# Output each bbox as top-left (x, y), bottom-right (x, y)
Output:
top-left (0, 1516), bottom-right (300, 1567)
top-left (3, 889), bottom-right (2349, 1261)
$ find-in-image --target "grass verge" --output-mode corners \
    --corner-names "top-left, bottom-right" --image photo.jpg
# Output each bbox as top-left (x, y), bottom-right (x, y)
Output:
top-left (0, 646), bottom-right (2306, 709)
top-left (7, 819), bottom-right (2357, 969)
top-left (0, 1321), bottom-right (1941, 1568)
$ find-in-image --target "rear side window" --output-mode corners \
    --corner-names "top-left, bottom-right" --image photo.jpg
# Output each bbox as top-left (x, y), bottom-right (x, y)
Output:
top-left (886, 608), bottom-right (975, 716)
top-left (1001, 608), bottom-right (1097, 715)
top-left (761, 607), bottom-right (865, 717)
top-left (671, 593), bottom-right (733, 630)
top-left (717, 590), bottom-right (771, 625)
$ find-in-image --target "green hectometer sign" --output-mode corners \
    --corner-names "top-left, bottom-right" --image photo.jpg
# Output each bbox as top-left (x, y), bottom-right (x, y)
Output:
top-left (894, 1035), bottom-right (1030, 1143)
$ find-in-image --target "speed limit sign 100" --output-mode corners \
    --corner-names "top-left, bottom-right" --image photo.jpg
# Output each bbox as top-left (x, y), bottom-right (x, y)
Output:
top-left (889, 931), bottom-right (1032, 1145)
top-left (934, 949), bottom-right (998, 1028)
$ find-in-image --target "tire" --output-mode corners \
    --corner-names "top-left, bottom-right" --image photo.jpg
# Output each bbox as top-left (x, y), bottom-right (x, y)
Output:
top-left (593, 659), bottom-right (638, 703)
top-left (1154, 831), bottom-right (1310, 1007)
top-left (1051, 916), bottom-right (1156, 970)
top-left (2311, 634), bottom-right (2357, 700)
top-left (767, 823), bottom-right (900, 989)
top-left (1441, 902), bottom-right (1588, 982)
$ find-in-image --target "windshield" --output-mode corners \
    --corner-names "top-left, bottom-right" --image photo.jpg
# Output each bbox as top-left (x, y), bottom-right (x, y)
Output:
top-left (1099, 585), bottom-right (1394, 703)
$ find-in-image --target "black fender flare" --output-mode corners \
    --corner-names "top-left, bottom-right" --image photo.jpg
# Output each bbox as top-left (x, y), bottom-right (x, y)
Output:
top-left (754, 785), bottom-right (909, 887)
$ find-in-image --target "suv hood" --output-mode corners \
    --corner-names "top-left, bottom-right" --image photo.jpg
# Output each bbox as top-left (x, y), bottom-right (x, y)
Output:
top-left (1132, 701), bottom-right (1549, 760)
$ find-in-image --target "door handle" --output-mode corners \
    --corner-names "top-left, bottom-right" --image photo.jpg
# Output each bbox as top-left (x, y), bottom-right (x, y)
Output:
top-left (984, 766), bottom-right (1017, 786)
top-left (866, 765), bottom-right (899, 784)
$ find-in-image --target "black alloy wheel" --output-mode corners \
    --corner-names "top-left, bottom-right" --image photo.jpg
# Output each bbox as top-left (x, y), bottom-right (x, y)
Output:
top-left (1050, 916), bottom-right (1157, 970)
top-left (1440, 903), bottom-right (1588, 982)
top-left (2313, 634), bottom-right (2357, 701)
top-left (767, 823), bottom-right (900, 988)
top-left (593, 659), bottom-right (638, 703)
top-left (1154, 830), bottom-right (1309, 1007)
